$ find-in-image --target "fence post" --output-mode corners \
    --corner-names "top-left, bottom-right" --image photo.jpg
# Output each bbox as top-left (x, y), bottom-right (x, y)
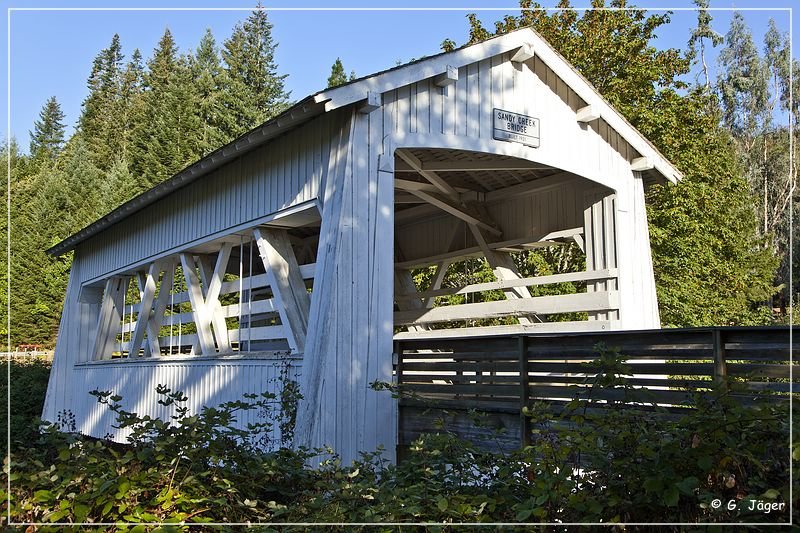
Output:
top-left (518, 335), bottom-right (531, 448)
top-left (712, 329), bottom-right (728, 389)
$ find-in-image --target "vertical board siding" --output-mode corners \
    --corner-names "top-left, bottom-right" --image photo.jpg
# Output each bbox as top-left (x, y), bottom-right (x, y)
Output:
top-left (76, 112), bottom-right (339, 284)
top-left (385, 53), bottom-right (640, 194)
top-left (73, 359), bottom-right (300, 447)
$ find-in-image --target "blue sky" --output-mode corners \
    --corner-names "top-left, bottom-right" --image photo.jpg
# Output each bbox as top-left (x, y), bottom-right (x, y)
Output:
top-left (0, 1), bottom-right (795, 152)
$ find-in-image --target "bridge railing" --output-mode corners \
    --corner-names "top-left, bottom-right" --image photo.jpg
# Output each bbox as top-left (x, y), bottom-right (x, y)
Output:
top-left (393, 326), bottom-right (797, 454)
top-left (393, 268), bottom-right (619, 338)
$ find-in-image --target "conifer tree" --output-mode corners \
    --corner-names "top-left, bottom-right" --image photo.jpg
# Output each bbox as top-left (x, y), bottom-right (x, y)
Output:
top-left (29, 96), bottom-right (66, 161)
top-left (327, 58), bottom-right (348, 88)
top-left (219, 3), bottom-right (290, 139)
top-left (191, 29), bottom-right (227, 155)
top-left (129, 29), bottom-right (202, 189)
top-left (118, 49), bottom-right (145, 162)
top-left (79, 34), bottom-right (126, 170)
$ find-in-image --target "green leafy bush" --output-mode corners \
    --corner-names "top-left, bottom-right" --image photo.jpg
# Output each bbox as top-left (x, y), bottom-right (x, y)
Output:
top-left (2, 348), bottom-right (794, 529)
top-left (0, 357), bottom-right (51, 455)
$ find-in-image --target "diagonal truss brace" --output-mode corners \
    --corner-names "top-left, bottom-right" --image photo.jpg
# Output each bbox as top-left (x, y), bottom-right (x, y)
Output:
top-left (180, 243), bottom-right (233, 355)
top-left (254, 227), bottom-right (311, 354)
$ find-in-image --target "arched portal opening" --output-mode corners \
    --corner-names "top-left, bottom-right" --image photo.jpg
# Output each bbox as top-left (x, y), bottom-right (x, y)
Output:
top-left (392, 147), bottom-right (618, 338)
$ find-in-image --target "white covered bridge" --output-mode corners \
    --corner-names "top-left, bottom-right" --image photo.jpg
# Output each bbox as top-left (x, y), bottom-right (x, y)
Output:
top-left (43, 28), bottom-right (681, 463)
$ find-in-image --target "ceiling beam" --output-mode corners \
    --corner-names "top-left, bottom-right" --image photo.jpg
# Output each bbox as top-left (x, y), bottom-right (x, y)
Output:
top-left (396, 149), bottom-right (460, 199)
top-left (405, 189), bottom-right (502, 236)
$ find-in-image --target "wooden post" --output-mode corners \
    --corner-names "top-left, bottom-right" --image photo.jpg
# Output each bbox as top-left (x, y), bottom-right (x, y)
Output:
top-left (254, 227), bottom-right (311, 354)
top-left (518, 335), bottom-right (531, 447)
top-left (712, 329), bottom-right (728, 389)
top-left (180, 253), bottom-right (217, 355)
top-left (394, 339), bottom-right (407, 462)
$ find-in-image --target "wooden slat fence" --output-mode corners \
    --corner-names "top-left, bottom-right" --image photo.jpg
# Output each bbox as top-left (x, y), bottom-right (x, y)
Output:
top-left (394, 326), bottom-right (797, 455)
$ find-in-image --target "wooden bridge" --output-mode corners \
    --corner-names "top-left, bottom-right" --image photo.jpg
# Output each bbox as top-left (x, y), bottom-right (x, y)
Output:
top-left (394, 326), bottom-right (797, 456)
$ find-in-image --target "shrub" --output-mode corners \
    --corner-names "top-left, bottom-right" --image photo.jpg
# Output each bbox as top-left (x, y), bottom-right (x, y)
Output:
top-left (0, 357), bottom-right (51, 455)
top-left (1, 347), bottom-right (794, 529)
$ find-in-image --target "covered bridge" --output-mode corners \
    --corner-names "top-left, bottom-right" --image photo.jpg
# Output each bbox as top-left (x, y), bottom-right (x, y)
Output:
top-left (43, 27), bottom-right (681, 463)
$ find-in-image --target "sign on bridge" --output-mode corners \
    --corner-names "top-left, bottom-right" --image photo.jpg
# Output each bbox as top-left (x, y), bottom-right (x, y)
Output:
top-left (493, 108), bottom-right (540, 148)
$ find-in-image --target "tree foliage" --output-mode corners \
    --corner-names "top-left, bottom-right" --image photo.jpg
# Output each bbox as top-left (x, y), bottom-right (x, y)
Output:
top-left (219, 3), bottom-right (290, 140)
top-left (29, 96), bottom-right (66, 162)
top-left (4, 2), bottom-right (794, 346)
top-left (3, 353), bottom-right (794, 525)
top-left (326, 57), bottom-right (355, 88)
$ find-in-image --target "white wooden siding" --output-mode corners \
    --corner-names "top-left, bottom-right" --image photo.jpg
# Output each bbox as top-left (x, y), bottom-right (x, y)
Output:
top-left (72, 358), bottom-right (300, 446)
top-left (75, 111), bottom-right (341, 284)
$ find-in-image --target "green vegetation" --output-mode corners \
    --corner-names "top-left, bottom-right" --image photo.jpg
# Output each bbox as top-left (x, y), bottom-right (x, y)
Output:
top-left (326, 58), bottom-right (356, 88)
top-left (2, 348), bottom-right (794, 528)
top-left (0, 357), bottom-right (52, 456)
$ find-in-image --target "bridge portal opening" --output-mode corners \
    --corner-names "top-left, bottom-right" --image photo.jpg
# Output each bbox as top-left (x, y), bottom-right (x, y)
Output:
top-left (392, 148), bottom-right (619, 339)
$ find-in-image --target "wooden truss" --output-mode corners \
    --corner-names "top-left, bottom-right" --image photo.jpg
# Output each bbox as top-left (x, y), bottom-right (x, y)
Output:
top-left (90, 228), bottom-right (313, 359)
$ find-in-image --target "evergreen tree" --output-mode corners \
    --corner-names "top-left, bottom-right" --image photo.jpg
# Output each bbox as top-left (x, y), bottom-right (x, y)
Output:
top-left (118, 48), bottom-right (145, 162)
top-left (129, 29), bottom-right (202, 190)
top-left (29, 96), bottom-right (66, 161)
top-left (79, 34), bottom-right (126, 170)
top-left (327, 58), bottom-right (348, 88)
top-left (219, 3), bottom-right (290, 139)
top-left (191, 29), bottom-right (227, 155)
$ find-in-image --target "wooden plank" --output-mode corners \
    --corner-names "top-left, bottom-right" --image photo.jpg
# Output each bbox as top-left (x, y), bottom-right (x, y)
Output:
top-left (179, 253), bottom-right (216, 355)
top-left (294, 113), bottom-right (354, 451)
top-left (402, 383), bottom-right (521, 396)
top-left (394, 291), bottom-right (618, 325)
top-left (405, 188), bottom-right (502, 236)
top-left (723, 343), bottom-right (797, 360)
top-left (399, 406), bottom-right (521, 453)
top-left (394, 234), bottom-right (569, 269)
top-left (396, 269), bottom-right (618, 301)
top-left (394, 320), bottom-right (612, 340)
top-left (712, 329), bottom-right (727, 387)
top-left (394, 269), bottom-right (429, 333)
top-left (92, 277), bottom-right (127, 360)
top-left (727, 364), bottom-right (791, 379)
top-left (254, 227), bottom-right (311, 353)
top-left (197, 244), bottom-right (233, 352)
top-left (145, 258), bottom-right (176, 356)
top-left (424, 261), bottom-right (449, 309)
top-left (518, 336), bottom-right (531, 446)
top-left (128, 261), bottom-right (161, 357)
top-left (484, 172), bottom-right (579, 202)
top-left (125, 262), bottom-right (317, 314)
top-left (122, 325), bottom-right (288, 353)
top-left (121, 297), bottom-right (279, 333)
